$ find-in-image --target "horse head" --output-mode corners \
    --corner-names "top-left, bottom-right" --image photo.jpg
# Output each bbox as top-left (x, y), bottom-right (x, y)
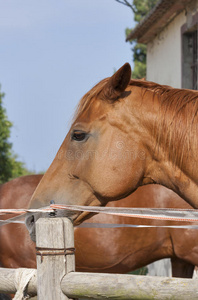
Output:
top-left (26, 62), bottom-right (198, 241)
top-left (25, 63), bottom-right (152, 240)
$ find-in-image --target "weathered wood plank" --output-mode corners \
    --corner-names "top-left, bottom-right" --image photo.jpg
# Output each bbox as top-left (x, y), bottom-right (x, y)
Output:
top-left (63, 218), bottom-right (75, 274)
top-left (36, 217), bottom-right (75, 300)
top-left (61, 272), bottom-right (198, 300)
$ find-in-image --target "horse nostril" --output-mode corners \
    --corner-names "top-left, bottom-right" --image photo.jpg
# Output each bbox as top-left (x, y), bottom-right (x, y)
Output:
top-left (30, 215), bottom-right (35, 224)
top-left (25, 214), bottom-right (37, 242)
top-left (26, 214), bottom-right (35, 228)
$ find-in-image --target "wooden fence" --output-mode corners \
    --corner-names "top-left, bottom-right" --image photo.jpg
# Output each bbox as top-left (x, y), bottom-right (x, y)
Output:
top-left (0, 217), bottom-right (198, 299)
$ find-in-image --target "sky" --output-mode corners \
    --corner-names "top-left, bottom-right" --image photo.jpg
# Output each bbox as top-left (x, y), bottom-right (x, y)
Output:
top-left (0, 0), bottom-right (135, 173)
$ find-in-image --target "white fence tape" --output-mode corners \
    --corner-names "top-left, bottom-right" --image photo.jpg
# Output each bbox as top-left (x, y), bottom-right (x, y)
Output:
top-left (1, 204), bottom-right (198, 228)
top-left (51, 204), bottom-right (198, 222)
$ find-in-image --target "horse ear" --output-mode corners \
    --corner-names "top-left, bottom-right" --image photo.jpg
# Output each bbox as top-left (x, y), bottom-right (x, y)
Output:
top-left (101, 63), bottom-right (131, 101)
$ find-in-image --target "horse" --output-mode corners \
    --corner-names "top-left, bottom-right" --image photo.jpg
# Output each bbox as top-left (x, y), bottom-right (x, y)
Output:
top-left (0, 175), bottom-right (197, 279)
top-left (25, 62), bottom-right (198, 239)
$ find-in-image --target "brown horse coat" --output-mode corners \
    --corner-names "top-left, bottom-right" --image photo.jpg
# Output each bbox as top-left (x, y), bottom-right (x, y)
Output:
top-left (0, 175), bottom-right (197, 278)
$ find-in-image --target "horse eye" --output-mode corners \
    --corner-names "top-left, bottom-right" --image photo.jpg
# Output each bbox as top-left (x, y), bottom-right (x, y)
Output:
top-left (71, 131), bottom-right (87, 141)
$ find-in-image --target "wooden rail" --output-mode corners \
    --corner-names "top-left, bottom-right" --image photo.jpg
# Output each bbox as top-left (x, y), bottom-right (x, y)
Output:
top-left (61, 272), bottom-right (198, 299)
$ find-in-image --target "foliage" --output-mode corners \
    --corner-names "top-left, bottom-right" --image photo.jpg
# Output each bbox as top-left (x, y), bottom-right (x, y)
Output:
top-left (129, 266), bottom-right (148, 275)
top-left (0, 87), bottom-right (31, 183)
top-left (115, 0), bottom-right (137, 13)
top-left (116, 0), bottom-right (158, 79)
top-left (133, 0), bottom-right (158, 22)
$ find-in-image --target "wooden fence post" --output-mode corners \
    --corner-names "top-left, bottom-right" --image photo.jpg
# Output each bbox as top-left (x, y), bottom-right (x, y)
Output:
top-left (36, 217), bottom-right (75, 300)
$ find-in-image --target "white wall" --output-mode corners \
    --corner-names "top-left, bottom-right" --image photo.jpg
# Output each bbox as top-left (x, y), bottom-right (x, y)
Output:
top-left (147, 259), bottom-right (171, 277)
top-left (146, 12), bottom-right (186, 88)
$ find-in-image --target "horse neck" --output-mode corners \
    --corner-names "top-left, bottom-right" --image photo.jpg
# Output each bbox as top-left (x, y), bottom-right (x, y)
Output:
top-left (129, 87), bottom-right (198, 208)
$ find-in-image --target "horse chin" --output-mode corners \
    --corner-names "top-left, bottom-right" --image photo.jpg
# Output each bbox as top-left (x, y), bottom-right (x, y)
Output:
top-left (73, 197), bottom-right (104, 225)
top-left (73, 211), bottom-right (96, 226)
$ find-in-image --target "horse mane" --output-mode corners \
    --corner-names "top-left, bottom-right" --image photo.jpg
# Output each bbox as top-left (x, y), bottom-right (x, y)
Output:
top-left (130, 79), bottom-right (198, 168)
top-left (72, 75), bottom-right (198, 169)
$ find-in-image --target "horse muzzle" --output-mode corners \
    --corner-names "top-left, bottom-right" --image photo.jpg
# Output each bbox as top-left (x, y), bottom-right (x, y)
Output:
top-left (25, 212), bottom-right (45, 242)
top-left (25, 209), bottom-right (79, 242)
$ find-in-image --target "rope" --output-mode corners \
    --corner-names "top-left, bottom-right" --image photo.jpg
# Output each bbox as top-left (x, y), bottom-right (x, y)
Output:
top-left (78, 223), bottom-right (198, 229)
top-left (0, 206), bottom-right (52, 227)
top-left (0, 207), bottom-right (53, 214)
top-left (0, 219), bottom-right (24, 224)
top-left (14, 268), bottom-right (36, 300)
top-left (36, 247), bottom-right (75, 263)
top-left (1, 219), bottom-right (198, 229)
top-left (1, 205), bottom-right (198, 228)
top-left (0, 214), bottom-right (27, 227)
top-left (50, 204), bottom-right (198, 222)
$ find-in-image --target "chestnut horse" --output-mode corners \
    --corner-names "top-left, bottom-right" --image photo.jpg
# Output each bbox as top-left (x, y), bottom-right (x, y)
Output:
top-left (25, 63), bottom-right (198, 238)
top-left (0, 175), bottom-right (197, 279)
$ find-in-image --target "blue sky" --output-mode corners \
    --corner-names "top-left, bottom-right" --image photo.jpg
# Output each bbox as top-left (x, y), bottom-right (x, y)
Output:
top-left (0, 0), bottom-right (134, 173)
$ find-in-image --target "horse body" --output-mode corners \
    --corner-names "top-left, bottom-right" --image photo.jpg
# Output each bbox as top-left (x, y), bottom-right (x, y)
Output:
top-left (75, 185), bottom-right (196, 277)
top-left (0, 175), bottom-right (197, 278)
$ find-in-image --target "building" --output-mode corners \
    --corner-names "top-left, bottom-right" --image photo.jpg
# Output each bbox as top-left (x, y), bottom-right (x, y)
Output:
top-left (127, 0), bottom-right (198, 89)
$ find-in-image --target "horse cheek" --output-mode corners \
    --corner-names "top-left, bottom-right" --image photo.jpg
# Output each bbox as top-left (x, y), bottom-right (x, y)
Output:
top-left (119, 160), bottom-right (145, 197)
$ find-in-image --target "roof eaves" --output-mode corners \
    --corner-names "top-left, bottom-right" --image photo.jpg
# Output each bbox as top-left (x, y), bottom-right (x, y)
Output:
top-left (126, 0), bottom-right (187, 43)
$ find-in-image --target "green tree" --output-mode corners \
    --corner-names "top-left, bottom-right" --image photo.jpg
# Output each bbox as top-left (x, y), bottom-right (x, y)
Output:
top-left (133, 0), bottom-right (158, 22)
top-left (0, 86), bottom-right (30, 183)
top-left (115, 0), bottom-right (158, 78)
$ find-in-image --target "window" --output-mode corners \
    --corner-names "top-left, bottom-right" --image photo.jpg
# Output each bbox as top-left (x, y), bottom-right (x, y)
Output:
top-left (182, 21), bottom-right (198, 90)
top-left (192, 30), bottom-right (197, 89)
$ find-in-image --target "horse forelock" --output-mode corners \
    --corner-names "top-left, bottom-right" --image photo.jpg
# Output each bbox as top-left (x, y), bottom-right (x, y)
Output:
top-left (130, 79), bottom-right (198, 168)
top-left (72, 78), bottom-right (109, 124)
